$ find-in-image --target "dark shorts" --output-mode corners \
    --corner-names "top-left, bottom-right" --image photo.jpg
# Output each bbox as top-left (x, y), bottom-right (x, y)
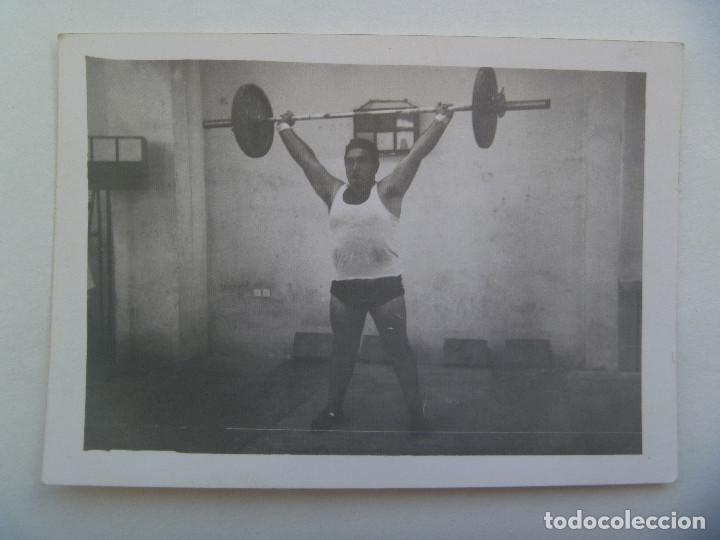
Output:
top-left (330, 275), bottom-right (405, 311)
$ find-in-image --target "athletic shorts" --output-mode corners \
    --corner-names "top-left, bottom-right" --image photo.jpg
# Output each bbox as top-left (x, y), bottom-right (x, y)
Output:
top-left (330, 275), bottom-right (405, 311)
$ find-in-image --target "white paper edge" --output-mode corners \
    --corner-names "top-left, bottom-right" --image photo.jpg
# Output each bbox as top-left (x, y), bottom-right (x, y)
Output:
top-left (43, 33), bottom-right (681, 489)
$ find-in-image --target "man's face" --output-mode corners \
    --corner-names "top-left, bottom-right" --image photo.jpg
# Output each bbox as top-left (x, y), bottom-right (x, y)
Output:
top-left (344, 148), bottom-right (378, 187)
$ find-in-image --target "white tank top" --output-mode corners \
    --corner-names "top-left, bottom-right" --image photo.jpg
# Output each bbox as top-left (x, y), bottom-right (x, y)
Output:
top-left (329, 184), bottom-right (402, 280)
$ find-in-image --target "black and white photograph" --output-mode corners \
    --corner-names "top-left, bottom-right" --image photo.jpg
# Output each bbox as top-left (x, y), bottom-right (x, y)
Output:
top-left (9, 1), bottom-right (720, 537)
top-left (44, 33), bottom-right (680, 488)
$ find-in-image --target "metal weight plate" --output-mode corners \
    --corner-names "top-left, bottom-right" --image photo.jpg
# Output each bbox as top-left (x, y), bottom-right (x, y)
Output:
top-left (472, 68), bottom-right (498, 148)
top-left (231, 84), bottom-right (274, 158)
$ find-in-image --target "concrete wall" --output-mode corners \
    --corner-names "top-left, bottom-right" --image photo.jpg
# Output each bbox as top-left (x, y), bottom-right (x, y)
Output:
top-left (87, 59), bottom-right (208, 364)
top-left (86, 60), bottom-right (642, 368)
top-left (202, 62), bottom-right (643, 367)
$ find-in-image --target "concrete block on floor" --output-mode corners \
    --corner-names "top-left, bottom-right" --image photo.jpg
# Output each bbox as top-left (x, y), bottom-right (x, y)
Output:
top-left (498, 338), bottom-right (554, 370)
top-left (359, 335), bottom-right (391, 364)
top-left (567, 370), bottom-right (641, 433)
top-left (443, 338), bottom-right (491, 367)
top-left (292, 332), bottom-right (332, 360)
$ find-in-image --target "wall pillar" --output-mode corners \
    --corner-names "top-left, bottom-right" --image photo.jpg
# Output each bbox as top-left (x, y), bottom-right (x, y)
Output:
top-left (582, 72), bottom-right (626, 369)
top-left (170, 61), bottom-right (209, 361)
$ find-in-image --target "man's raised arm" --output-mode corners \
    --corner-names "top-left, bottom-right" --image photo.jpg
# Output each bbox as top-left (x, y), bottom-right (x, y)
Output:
top-left (277, 111), bottom-right (343, 209)
top-left (379, 104), bottom-right (454, 201)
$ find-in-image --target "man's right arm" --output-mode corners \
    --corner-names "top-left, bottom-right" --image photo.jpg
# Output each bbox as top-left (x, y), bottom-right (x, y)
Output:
top-left (277, 112), bottom-right (343, 209)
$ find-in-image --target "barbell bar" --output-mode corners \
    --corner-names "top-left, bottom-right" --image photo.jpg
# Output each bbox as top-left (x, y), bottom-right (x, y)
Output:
top-left (202, 67), bottom-right (551, 158)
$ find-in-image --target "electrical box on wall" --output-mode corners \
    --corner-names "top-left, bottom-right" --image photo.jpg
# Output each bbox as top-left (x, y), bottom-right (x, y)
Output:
top-left (88, 136), bottom-right (149, 190)
top-left (353, 100), bottom-right (419, 156)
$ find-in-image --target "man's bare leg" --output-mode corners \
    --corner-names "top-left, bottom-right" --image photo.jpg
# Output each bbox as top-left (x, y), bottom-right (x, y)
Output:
top-left (370, 296), bottom-right (426, 430)
top-left (311, 295), bottom-right (366, 430)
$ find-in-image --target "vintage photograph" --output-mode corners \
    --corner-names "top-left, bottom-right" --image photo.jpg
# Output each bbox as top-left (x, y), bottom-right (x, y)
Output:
top-left (45, 34), bottom-right (680, 488)
top-left (84, 58), bottom-right (644, 456)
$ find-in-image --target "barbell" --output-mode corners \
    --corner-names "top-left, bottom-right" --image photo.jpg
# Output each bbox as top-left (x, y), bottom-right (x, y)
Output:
top-left (202, 67), bottom-right (551, 158)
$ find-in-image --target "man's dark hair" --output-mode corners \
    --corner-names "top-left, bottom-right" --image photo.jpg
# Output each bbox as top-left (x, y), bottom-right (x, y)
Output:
top-left (344, 138), bottom-right (379, 167)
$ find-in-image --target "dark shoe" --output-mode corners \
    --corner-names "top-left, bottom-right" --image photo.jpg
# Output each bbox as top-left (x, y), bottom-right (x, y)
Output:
top-left (310, 408), bottom-right (344, 431)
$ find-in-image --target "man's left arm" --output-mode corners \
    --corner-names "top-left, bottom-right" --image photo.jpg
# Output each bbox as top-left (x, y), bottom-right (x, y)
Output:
top-left (379, 104), bottom-right (454, 201)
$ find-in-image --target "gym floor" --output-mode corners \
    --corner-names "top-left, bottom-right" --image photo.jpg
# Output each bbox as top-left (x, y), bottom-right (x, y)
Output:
top-left (84, 353), bottom-right (641, 456)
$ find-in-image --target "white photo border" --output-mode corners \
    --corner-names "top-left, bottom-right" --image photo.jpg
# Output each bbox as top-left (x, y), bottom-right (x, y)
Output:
top-left (44, 33), bottom-right (681, 488)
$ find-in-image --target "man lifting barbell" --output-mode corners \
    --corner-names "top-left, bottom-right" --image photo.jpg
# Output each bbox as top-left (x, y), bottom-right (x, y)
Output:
top-left (201, 67), bottom-right (551, 431)
top-left (276, 104), bottom-right (455, 432)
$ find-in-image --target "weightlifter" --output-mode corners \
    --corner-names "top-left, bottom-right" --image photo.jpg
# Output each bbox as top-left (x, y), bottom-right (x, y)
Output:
top-left (276, 104), bottom-right (454, 431)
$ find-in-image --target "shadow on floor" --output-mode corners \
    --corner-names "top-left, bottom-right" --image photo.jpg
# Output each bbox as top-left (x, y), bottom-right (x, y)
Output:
top-left (84, 355), bottom-right (641, 456)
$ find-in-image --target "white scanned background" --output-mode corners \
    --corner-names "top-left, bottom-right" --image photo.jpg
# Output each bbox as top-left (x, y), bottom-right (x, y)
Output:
top-left (2, 1), bottom-right (719, 538)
